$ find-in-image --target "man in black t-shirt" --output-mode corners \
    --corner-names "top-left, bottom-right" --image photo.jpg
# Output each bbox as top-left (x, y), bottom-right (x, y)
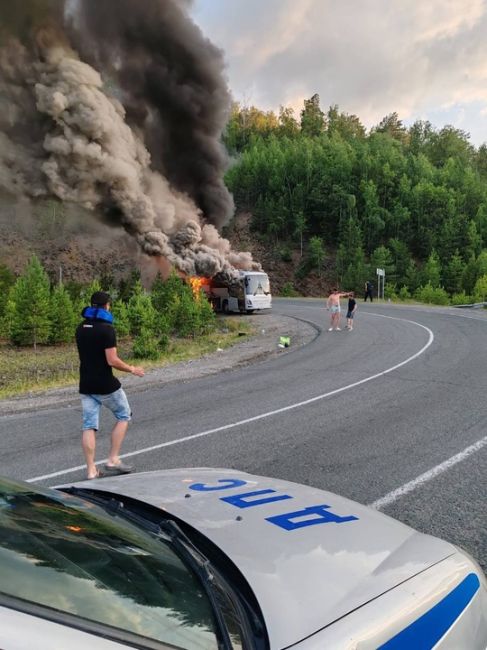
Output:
top-left (76, 291), bottom-right (144, 480)
top-left (346, 292), bottom-right (357, 330)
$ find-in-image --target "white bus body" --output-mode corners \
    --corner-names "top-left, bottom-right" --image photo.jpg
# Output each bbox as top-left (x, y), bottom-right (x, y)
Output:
top-left (207, 271), bottom-right (272, 314)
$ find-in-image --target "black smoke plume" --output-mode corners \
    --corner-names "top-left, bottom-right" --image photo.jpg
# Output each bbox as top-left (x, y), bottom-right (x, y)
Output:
top-left (70, 0), bottom-right (235, 228)
top-left (0, 0), bottom-right (258, 279)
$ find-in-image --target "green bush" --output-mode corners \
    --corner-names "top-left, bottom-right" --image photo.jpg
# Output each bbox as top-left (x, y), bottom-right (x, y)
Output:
top-left (384, 282), bottom-right (398, 300)
top-left (415, 283), bottom-right (449, 305)
top-left (278, 245), bottom-right (292, 263)
top-left (398, 286), bottom-right (411, 301)
top-left (473, 275), bottom-right (487, 302)
top-left (132, 327), bottom-right (160, 360)
top-left (450, 291), bottom-right (472, 306)
top-left (280, 282), bottom-right (299, 297)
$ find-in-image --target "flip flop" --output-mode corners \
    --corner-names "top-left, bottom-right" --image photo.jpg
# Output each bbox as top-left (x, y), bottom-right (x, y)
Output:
top-left (104, 461), bottom-right (134, 475)
top-left (86, 469), bottom-right (104, 480)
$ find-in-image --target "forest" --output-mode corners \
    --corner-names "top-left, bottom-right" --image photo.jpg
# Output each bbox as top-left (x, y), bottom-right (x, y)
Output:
top-left (224, 95), bottom-right (487, 303)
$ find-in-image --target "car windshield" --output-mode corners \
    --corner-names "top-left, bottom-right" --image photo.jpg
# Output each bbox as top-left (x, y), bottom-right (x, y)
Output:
top-left (0, 478), bottom-right (218, 649)
top-left (244, 275), bottom-right (270, 296)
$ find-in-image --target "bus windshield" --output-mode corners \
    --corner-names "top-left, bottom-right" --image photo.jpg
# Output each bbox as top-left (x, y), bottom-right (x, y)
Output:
top-left (244, 275), bottom-right (270, 296)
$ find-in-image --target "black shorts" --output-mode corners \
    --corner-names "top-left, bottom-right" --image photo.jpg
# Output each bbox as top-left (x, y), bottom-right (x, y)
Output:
top-left (346, 310), bottom-right (354, 319)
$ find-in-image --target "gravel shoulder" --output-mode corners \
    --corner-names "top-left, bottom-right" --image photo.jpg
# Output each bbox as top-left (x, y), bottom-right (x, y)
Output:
top-left (0, 313), bottom-right (318, 416)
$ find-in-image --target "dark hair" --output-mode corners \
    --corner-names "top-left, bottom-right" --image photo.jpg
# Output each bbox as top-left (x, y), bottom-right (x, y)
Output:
top-left (90, 291), bottom-right (111, 307)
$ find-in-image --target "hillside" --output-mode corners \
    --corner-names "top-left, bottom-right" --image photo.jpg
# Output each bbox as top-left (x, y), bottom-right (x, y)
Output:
top-left (0, 192), bottom-right (322, 295)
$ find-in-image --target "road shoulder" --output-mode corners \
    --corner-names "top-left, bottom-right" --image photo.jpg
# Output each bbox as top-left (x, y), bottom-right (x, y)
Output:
top-left (0, 313), bottom-right (318, 416)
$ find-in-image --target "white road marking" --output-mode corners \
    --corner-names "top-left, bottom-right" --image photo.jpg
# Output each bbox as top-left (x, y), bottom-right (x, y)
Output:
top-left (370, 435), bottom-right (487, 510)
top-left (27, 312), bottom-right (434, 483)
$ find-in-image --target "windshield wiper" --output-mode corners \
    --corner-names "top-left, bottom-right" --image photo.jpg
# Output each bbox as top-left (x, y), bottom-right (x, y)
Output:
top-left (157, 520), bottom-right (233, 650)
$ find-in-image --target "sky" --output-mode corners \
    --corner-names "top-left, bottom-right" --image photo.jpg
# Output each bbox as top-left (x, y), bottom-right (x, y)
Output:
top-left (192, 0), bottom-right (487, 147)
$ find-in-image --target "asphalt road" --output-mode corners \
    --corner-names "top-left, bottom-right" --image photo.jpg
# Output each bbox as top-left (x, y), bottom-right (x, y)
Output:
top-left (0, 298), bottom-right (486, 571)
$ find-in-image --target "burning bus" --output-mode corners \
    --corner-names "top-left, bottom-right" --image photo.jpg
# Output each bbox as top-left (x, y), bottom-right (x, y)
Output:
top-left (190, 271), bottom-right (272, 314)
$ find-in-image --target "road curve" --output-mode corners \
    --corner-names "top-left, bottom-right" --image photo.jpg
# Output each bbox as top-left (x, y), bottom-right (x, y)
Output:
top-left (0, 298), bottom-right (486, 570)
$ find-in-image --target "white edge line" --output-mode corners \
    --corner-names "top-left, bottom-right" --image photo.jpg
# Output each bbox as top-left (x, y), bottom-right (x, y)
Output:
top-left (370, 435), bottom-right (487, 510)
top-left (27, 313), bottom-right (434, 483)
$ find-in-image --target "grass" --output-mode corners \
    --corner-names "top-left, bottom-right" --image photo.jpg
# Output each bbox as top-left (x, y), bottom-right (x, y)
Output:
top-left (0, 318), bottom-right (252, 399)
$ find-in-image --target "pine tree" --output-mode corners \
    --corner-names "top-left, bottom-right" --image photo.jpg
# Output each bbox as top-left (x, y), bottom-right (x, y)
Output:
top-left (111, 300), bottom-right (130, 338)
top-left (0, 264), bottom-right (15, 320)
top-left (174, 285), bottom-right (198, 337)
top-left (423, 250), bottom-right (441, 288)
top-left (0, 294), bottom-right (15, 340)
top-left (127, 281), bottom-right (156, 336)
top-left (444, 250), bottom-right (465, 295)
top-left (195, 291), bottom-right (216, 335)
top-left (10, 256), bottom-right (51, 349)
top-left (79, 279), bottom-right (102, 308)
top-left (50, 284), bottom-right (76, 344)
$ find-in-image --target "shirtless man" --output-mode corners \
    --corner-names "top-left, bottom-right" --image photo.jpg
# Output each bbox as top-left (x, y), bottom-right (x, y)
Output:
top-left (326, 288), bottom-right (349, 331)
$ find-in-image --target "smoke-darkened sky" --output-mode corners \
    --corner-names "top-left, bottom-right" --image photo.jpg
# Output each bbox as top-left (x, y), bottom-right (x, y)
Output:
top-left (193, 0), bottom-right (487, 146)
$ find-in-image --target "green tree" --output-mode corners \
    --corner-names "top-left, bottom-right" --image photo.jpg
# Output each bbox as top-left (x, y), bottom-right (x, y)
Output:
top-left (404, 260), bottom-right (420, 293)
top-left (80, 279), bottom-right (102, 308)
top-left (444, 250), bottom-right (465, 295)
top-left (327, 104), bottom-right (365, 140)
top-left (370, 246), bottom-right (394, 280)
top-left (473, 274), bottom-right (487, 301)
top-left (174, 285), bottom-right (199, 337)
top-left (195, 292), bottom-right (216, 335)
top-left (300, 94), bottom-right (325, 137)
top-left (127, 281), bottom-right (156, 336)
top-left (117, 269), bottom-right (142, 303)
top-left (294, 211), bottom-right (307, 258)
top-left (111, 299), bottom-right (130, 338)
top-left (423, 250), bottom-right (441, 288)
top-left (308, 236), bottom-right (325, 278)
top-left (0, 264), bottom-right (15, 319)
top-left (373, 112), bottom-right (408, 144)
top-left (10, 256), bottom-right (51, 349)
top-left (462, 255), bottom-right (479, 294)
top-left (278, 106), bottom-right (299, 138)
top-left (0, 294), bottom-right (15, 340)
top-left (132, 327), bottom-right (160, 360)
top-left (50, 284), bottom-right (75, 344)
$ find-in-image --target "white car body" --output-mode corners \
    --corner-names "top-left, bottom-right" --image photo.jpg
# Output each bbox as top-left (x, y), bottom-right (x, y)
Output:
top-left (68, 468), bottom-right (487, 649)
top-left (1, 468), bottom-right (486, 649)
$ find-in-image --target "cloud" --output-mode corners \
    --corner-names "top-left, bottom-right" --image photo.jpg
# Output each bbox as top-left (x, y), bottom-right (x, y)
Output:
top-left (193, 0), bottom-right (487, 144)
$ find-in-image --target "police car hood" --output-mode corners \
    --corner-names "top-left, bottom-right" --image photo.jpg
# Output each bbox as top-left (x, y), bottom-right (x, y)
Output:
top-left (70, 468), bottom-right (456, 648)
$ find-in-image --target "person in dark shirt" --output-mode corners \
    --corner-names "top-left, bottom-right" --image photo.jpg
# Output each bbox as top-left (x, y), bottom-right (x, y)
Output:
top-left (76, 291), bottom-right (144, 480)
top-left (346, 292), bottom-right (357, 330)
top-left (364, 280), bottom-right (374, 302)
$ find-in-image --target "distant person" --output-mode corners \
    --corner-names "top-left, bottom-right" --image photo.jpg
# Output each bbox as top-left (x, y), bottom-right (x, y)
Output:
top-left (326, 288), bottom-right (349, 331)
top-left (364, 280), bottom-right (374, 302)
top-left (346, 292), bottom-right (357, 330)
top-left (75, 291), bottom-right (144, 480)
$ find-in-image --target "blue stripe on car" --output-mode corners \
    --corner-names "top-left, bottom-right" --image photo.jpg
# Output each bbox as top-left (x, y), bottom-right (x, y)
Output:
top-left (378, 573), bottom-right (480, 650)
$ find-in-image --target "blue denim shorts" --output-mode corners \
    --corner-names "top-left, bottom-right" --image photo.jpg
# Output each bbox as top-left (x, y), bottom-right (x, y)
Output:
top-left (81, 388), bottom-right (132, 431)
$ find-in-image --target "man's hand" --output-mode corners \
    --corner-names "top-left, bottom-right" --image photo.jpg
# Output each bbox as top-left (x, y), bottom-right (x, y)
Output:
top-left (130, 366), bottom-right (145, 377)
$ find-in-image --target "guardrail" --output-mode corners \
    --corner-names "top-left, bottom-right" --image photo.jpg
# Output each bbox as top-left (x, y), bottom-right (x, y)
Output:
top-left (452, 302), bottom-right (487, 309)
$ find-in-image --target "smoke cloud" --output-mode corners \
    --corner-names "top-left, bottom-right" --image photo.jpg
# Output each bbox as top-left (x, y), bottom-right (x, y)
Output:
top-left (0, 0), bottom-right (259, 279)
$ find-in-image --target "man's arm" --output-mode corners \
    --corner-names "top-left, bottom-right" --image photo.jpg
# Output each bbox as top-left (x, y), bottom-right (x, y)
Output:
top-left (105, 348), bottom-right (144, 377)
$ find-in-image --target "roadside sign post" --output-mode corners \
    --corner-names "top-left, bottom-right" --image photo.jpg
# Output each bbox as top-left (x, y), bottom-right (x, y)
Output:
top-left (376, 268), bottom-right (385, 301)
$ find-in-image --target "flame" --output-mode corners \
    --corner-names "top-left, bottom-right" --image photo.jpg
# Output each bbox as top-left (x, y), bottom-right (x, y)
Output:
top-left (188, 276), bottom-right (210, 299)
